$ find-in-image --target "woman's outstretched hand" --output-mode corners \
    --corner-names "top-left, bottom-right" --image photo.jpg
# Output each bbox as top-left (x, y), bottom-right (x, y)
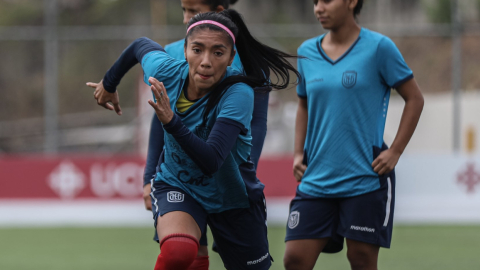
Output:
top-left (86, 80), bottom-right (123, 115)
top-left (148, 77), bottom-right (174, 125)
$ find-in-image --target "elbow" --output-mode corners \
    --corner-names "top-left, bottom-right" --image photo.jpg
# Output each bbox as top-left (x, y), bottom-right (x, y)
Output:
top-left (136, 37), bottom-right (151, 43)
top-left (417, 93), bottom-right (425, 111)
top-left (202, 163), bottom-right (221, 177)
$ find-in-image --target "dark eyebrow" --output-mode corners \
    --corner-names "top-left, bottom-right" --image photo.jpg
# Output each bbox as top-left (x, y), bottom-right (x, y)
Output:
top-left (191, 42), bottom-right (228, 50)
top-left (191, 41), bottom-right (205, 46)
top-left (212, 44), bottom-right (228, 49)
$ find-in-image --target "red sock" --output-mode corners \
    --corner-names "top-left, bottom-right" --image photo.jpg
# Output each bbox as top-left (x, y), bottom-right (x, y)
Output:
top-left (154, 234), bottom-right (199, 270)
top-left (187, 256), bottom-right (209, 270)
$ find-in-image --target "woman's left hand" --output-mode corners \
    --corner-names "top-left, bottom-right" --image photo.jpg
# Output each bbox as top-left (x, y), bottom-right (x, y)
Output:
top-left (371, 148), bottom-right (401, 176)
top-left (148, 77), bottom-right (174, 125)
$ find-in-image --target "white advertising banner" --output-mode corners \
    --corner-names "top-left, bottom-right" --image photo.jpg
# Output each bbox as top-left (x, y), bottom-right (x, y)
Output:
top-left (394, 155), bottom-right (480, 223)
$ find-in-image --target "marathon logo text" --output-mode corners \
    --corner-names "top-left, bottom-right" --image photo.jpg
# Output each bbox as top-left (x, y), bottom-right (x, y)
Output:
top-left (350, 225), bottom-right (375, 233)
top-left (167, 191), bottom-right (184, 203)
top-left (247, 253), bottom-right (269, 266)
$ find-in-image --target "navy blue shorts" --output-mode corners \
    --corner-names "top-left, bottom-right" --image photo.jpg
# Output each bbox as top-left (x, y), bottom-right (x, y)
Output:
top-left (285, 171), bottom-right (396, 253)
top-left (150, 180), bottom-right (208, 246)
top-left (151, 180), bottom-right (272, 270)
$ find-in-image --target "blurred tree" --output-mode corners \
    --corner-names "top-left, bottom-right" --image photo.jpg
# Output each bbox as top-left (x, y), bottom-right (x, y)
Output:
top-left (423, 0), bottom-right (452, 23)
top-left (0, 0), bottom-right (43, 26)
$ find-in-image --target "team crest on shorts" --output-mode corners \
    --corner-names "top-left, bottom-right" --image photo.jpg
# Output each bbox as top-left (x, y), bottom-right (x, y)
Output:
top-left (288, 211), bottom-right (300, 229)
top-left (167, 191), bottom-right (184, 203)
top-left (342, 71), bottom-right (357, 89)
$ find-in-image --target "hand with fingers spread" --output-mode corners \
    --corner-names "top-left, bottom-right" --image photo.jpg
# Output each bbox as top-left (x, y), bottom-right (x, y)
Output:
top-left (86, 80), bottom-right (123, 115)
top-left (293, 153), bottom-right (307, 182)
top-left (147, 77), bottom-right (174, 125)
top-left (371, 148), bottom-right (401, 176)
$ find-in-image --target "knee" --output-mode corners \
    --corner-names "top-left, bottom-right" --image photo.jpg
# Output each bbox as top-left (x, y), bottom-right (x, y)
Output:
top-left (346, 248), bottom-right (373, 270)
top-left (155, 234), bottom-right (199, 270)
top-left (283, 252), bottom-right (306, 270)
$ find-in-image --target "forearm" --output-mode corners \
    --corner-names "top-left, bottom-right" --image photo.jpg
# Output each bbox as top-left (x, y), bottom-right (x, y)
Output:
top-left (250, 90), bottom-right (269, 169)
top-left (390, 95), bottom-right (424, 154)
top-left (294, 98), bottom-right (308, 156)
top-left (103, 37), bottom-right (165, 93)
top-left (143, 114), bottom-right (165, 186)
top-left (163, 115), bottom-right (243, 176)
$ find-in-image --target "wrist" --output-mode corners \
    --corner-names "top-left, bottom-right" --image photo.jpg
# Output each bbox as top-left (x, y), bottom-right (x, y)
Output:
top-left (163, 114), bottom-right (181, 132)
top-left (389, 145), bottom-right (404, 155)
top-left (294, 151), bottom-right (304, 158)
top-left (102, 74), bottom-right (117, 93)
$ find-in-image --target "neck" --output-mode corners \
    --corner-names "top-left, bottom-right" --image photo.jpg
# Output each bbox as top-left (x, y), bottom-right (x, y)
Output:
top-left (327, 18), bottom-right (361, 45)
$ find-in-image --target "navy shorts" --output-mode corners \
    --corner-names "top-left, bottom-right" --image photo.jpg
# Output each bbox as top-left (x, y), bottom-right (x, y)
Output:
top-left (285, 171), bottom-right (396, 253)
top-left (150, 180), bottom-right (208, 246)
top-left (151, 180), bottom-right (272, 270)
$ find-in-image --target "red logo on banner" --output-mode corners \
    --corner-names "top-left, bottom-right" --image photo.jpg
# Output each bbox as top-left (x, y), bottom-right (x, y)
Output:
top-left (457, 163), bottom-right (480, 194)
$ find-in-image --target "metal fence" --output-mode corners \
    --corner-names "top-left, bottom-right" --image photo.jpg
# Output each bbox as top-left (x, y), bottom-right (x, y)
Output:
top-left (0, 0), bottom-right (479, 154)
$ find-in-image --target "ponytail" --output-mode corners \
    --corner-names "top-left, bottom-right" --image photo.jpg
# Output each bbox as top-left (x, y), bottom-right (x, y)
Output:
top-left (185, 10), bottom-right (301, 125)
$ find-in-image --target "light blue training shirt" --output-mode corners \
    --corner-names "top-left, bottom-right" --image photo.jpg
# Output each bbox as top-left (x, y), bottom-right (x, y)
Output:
top-left (297, 28), bottom-right (413, 198)
top-left (142, 50), bottom-right (254, 213)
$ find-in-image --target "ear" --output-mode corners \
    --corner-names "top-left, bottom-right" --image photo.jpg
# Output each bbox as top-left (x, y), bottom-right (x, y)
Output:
top-left (348, 0), bottom-right (358, 11)
top-left (228, 49), bottom-right (236, 66)
top-left (215, 5), bottom-right (225, 13)
top-left (184, 46), bottom-right (188, 61)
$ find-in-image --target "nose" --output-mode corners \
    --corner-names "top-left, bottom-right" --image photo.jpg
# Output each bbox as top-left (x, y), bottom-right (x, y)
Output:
top-left (314, 2), bottom-right (325, 14)
top-left (200, 53), bottom-right (212, 69)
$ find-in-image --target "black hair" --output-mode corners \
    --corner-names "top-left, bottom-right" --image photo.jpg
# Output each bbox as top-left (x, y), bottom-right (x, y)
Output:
top-left (313, 0), bottom-right (363, 17)
top-left (354, 0), bottom-right (363, 17)
top-left (202, 0), bottom-right (238, 10)
top-left (184, 10), bottom-right (300, 125)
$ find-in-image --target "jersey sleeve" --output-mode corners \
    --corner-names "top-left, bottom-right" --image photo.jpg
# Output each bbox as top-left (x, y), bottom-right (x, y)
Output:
top-left (296, 56), bottom-right (307, 98)
top-left (141, 51), bottom-right (187, 93)
top-left (216, 83), bottom-right (254, 134)
top-left (376, 37), bottom-right (414, 89)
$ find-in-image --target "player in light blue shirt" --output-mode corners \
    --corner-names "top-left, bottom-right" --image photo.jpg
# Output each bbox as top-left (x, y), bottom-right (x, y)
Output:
top-left (88, 9), bottom-right (299, 270)
top-left (284, 1), bottom-right (424, 270)
top-left (142, 0), bottom-right (269, 260)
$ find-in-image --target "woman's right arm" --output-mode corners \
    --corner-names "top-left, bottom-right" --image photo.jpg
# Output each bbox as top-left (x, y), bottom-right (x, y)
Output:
top-left (293, 98), bottom-right (308, 182)
top-left (87, 37), bottom-right (165, 114)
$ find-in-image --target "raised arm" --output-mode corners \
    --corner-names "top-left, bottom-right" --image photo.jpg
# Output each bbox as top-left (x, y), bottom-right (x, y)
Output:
top-left (87, 37), bottom-right (165, 115)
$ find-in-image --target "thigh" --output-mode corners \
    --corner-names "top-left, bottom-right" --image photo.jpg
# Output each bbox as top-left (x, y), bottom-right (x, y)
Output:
top-left (338, 172), bottom-right (396, 248)
top-left (284, 239), bottom-right (328, 270)
top-left (208, 195), bottom-right (271, 270)
top-left (156, 211), bottom-right (201, 241)
top-left (151, 180), bottom-right (208, 243)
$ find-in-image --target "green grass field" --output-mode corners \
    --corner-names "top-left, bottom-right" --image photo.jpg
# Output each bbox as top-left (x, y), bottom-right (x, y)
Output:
top-left (1, 225), bottom-right (479, 270)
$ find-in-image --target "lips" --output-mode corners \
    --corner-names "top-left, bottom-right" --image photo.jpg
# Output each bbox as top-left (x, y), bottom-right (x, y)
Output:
top-left (198, 73), bottom-right (212, 80)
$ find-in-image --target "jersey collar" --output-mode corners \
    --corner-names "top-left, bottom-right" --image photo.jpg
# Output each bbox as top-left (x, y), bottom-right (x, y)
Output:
top-left (316, 27), bottom-right (363, 65)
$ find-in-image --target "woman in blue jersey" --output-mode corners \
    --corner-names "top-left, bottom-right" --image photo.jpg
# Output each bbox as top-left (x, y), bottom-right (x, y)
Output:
top-left (142, 0), bottom-right (259, 262)
top-left (88, 10), bottom-right (298, 270)
top-left (283, 1), bottom-right (424, 270)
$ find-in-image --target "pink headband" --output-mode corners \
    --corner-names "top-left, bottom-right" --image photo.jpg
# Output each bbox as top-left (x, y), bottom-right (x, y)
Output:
top-left (187, 20), bottom-right (236, 44)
